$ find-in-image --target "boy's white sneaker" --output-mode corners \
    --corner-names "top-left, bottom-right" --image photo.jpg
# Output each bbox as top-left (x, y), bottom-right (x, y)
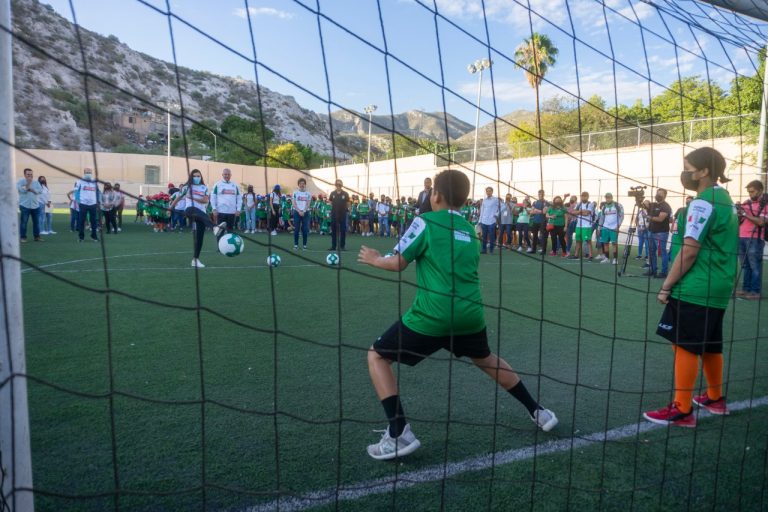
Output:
top-left (367, 423), bottom-right (421, 460)
top-left (532, 408), bottom-right (558, 432)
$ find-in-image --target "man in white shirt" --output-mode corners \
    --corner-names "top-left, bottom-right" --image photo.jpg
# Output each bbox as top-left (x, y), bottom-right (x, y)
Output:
top-left (377, 195), bottom-right (391, 237)
top-left (73, 168), bottom-right (101, 242)
top-left (478, 187), bottom-right (501, 254)
top-left (567, 191), bottom-right (596, 260)
top-left (210, 168), bottom-right (241, 232)
top-left (597, 193), bottom-right (624, 264)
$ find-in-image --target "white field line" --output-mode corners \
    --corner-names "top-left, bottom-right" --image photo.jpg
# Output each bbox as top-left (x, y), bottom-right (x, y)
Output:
top-left (246, 395), bottom-right (768, 512)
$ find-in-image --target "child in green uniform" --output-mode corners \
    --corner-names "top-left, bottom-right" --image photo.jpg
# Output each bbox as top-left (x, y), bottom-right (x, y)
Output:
top-left (256, 196), bottom-right (268, 232)
top-left (350, 197), bottom-right (360, 234)
top-left (644, 147), bottom-right (738, 427)
top-left (358, 198), bottom-right (370, 235)
top-left (358, 169), bottom-right (558, 460)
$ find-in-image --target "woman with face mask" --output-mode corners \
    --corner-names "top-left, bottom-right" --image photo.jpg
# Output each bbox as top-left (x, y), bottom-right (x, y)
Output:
top-left (37, 176), bottom-right (55, 235)
top-left (643, 147), bottom-right (738, 428)
top-left (169, 169), bottom-right (227, 268)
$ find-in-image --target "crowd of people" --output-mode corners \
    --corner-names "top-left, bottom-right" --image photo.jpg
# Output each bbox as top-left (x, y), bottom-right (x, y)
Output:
top-left (17, 165), bottom-right (767, 300)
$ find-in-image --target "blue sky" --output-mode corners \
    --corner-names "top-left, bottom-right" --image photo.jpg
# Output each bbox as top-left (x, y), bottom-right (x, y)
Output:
top-left (40, 0), bottom-right (767, 124)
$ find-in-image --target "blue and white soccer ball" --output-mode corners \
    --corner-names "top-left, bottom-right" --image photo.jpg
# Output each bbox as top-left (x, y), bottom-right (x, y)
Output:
top-left (218, 234), bottom-right (244, 257)
top-left (326, 252), bottom-right (340, 266)
top-left (266, 253), bottom-right (281, 267)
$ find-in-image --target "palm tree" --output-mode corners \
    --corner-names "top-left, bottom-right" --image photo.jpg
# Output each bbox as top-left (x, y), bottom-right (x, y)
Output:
top-left (514, 33), bottom-right (558, 148)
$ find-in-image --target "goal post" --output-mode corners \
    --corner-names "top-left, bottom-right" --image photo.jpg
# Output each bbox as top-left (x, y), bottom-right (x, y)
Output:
top-left (0, 0), bottom-right (34, 509)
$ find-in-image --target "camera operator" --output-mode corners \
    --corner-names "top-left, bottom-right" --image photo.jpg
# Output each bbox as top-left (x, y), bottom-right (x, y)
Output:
top-left (644, 188), bottom-right (672, 278)
top-left (736, 180), bottom-right (768, 300)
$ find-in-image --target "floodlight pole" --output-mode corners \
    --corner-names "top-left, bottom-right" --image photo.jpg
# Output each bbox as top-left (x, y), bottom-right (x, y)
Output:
top-left (166, 110), bottom-right (171, 183)
top-left (757, 44), bottom-right (768, 189)
top-left (468, 59), bottom-right (491, 199)
top-left (364, 104), bottom-right (377, 195)
top-left (0, 0), bottom-right (35, 509)
top-left (205, 129), bottom-right (217, 162)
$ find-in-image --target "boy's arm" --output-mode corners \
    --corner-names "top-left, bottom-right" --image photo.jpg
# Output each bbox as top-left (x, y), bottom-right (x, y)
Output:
top-left (358, 245), bottom-right (409, 271)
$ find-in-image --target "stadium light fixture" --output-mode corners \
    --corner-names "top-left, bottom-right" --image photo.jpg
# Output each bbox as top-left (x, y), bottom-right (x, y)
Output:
top-left (468, 58), bottom-right (492, 196)
top-left (364, 104), bottom-right (377, 194)
top-left (205, 128), bottom-right (217, 162)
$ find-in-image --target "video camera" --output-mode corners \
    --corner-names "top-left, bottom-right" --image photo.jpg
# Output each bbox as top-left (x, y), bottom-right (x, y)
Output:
top-left (627, 185), bottom-right (647, 205)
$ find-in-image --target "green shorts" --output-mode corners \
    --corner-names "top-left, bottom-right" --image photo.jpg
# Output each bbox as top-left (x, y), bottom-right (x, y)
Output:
top-left (574, 227), bottom-right (593, 242)
top-left (600, 228), bottom-right (618, 244)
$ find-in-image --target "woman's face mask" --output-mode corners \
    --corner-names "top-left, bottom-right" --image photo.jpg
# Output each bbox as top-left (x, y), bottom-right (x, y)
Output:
top-left (192, 176), bottom-right (202, 185)
top-left (84, 173), bottom-right (93, 181)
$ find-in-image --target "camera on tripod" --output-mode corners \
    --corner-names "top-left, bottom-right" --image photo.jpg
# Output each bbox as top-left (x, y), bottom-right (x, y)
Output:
top-left (627, 185), bottom-right (647, 205)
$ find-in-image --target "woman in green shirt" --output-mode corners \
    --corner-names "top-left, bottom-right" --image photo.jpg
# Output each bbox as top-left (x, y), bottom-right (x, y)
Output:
top-left (545, 196), bottom-right (568, 256)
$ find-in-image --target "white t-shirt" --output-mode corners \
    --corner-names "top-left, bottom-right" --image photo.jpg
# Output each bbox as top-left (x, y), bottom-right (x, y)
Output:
top-left (575, 201), bottom-right (595, 228)
top-left (292, 190), bottom-right (312, 213)
top-left (600, 202), bottom-right (621, 230)
top-left (180, 184), bottom-right (209, 212)
top-left (377, 202), bottom-right (390, 217)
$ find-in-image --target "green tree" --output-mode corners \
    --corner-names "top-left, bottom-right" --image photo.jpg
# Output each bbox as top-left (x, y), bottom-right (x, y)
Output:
top-left (514, 32), bottom-right (558, 145)
top-left (217, 114), bottom-right (274, 165)
top-left (650, 76), bottom-right (727, 122)
top-left (266, 143), bottom-right (306, 169)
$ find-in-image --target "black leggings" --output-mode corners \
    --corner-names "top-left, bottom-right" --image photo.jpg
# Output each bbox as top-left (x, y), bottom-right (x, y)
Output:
top-left (546, 225), bottom-right (567, 254)
top-left (186, 207), bottom-right (215, 258)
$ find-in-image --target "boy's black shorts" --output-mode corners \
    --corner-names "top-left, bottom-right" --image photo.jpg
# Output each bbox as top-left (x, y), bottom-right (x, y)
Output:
top-left (373, 320), bottom-right (491, 366)
top-left (656, 298), bottom-right (725, 355)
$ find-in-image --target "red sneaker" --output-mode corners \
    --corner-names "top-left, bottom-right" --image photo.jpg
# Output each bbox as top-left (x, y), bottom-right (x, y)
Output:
top-left (643, 403), bottom-right (696, 427)
top-left (693, 394), bottom-right (729, 415)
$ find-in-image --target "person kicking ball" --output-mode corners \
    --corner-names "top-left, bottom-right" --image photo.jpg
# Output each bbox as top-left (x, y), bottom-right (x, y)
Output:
top-left (358, 169), bottom-right (558, 461)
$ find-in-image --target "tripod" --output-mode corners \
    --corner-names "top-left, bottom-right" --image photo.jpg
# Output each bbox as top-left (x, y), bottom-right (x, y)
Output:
top-left (618, 199), bottom-right (643, 277)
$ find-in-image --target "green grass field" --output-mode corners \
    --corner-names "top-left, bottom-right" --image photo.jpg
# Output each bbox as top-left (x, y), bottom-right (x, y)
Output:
top-left (18, 215), bottom-right (768, 511)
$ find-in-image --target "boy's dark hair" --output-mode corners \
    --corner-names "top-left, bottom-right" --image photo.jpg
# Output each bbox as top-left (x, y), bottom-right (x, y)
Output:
top-left (685, 147), bottom-right (730, 183)
top-left (746, 179), bottom-right (764, 192)
top-left (298, 177), bottom-right (307, 185)
top-left (433, 169), bottom-right (469, 209)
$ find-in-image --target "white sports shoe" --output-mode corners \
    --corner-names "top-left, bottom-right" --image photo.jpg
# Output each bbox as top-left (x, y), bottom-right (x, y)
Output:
top-left (600, 257), bottom-right (610, 264)
top-left (271, 230), bottom-right (278, 236)
top-left (612, 258), bottom-right (617, 265)
top-left (49, 230), bottom-right (57, 234)
top-left (191, 258), bottom-right (205, 268)
top-left (213, 222), bottom-right (227, 237)
top-left (532, 408), bottom-right (558, 432)
top-left (367, 423), bottom-right (421, 460)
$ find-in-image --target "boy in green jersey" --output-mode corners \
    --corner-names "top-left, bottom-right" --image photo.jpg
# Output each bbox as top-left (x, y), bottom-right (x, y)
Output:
top-left (644, 147), bottom-right (738, 427)
top-left (256, 196), bottom-right (268, 232)
top-left (358, 169), bottom-right (558, 460)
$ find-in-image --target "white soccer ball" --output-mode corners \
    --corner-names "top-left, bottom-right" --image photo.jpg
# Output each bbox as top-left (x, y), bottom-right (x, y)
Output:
top-left (326, 252), bottom-right (340, 266)
top-left (266, 253), bottom-right (281, 267)
top-left (218, 234), bottom-right (244, 257)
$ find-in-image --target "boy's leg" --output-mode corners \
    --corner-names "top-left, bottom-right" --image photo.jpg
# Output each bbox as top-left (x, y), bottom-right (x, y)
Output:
top-left (472, 353), bottom-right (558, 431)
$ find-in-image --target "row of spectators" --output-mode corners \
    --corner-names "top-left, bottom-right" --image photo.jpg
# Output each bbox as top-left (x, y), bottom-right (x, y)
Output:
top-left (17, 168), bottom-right (766, 299)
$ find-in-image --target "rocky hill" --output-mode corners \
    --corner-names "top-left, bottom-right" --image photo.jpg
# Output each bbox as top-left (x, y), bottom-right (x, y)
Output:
top-left (10, 0), bottom-right (475, 158)
top-left (453, 110), bottom-right (535, 148)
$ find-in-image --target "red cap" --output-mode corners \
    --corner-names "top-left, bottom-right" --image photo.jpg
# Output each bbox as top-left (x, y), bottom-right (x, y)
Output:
top-left (168, 182), bottom-right (174, 188)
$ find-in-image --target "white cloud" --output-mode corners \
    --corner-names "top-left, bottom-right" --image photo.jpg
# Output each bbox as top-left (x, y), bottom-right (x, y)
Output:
top-left (233, 7), bottom-right (294, 19)
top-left (434, 0), bottom-right (570, 31)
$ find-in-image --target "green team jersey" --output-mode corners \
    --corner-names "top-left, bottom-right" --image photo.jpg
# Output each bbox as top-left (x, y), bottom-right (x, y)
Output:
top-left (358, 201), bottom-right (370, 216)
top-left (517, 207), bottom-right (530, 224)
top-left (256, 199), bottom-right (267, 219)
top-left (351, 203), bottom-right (359, 220)
top-left (395, 210), bottom-right (485, 336)
top-left (319, 201), bottom-right (331, 219)
top-left (671, 186), bottom-right (738, 309)
top-left (282, 199), bottom-right (291, 220)
top-left (460, 204), bottom-right (471, 221)
top-left (546, 206), bottom-right (566, 227)
top-left (669, 207), bottom-right (687, 263)
top-left (406, 205), bottom-right (415, 220)
top-left (391, 205), bottom-right (400, 222)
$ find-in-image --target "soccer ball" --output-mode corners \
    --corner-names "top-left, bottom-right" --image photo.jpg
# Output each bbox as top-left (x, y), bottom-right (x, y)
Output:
top-left (266, 254), bottom-right (281, 267)
top-left (218, 234), bottom-right (244, 257)
top-left (326, 252), bottom-right (340, 266)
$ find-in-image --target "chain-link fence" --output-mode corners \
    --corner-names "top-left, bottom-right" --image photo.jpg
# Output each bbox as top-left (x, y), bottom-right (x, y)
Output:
top-left (435, 114), bottom-right (758, 166)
